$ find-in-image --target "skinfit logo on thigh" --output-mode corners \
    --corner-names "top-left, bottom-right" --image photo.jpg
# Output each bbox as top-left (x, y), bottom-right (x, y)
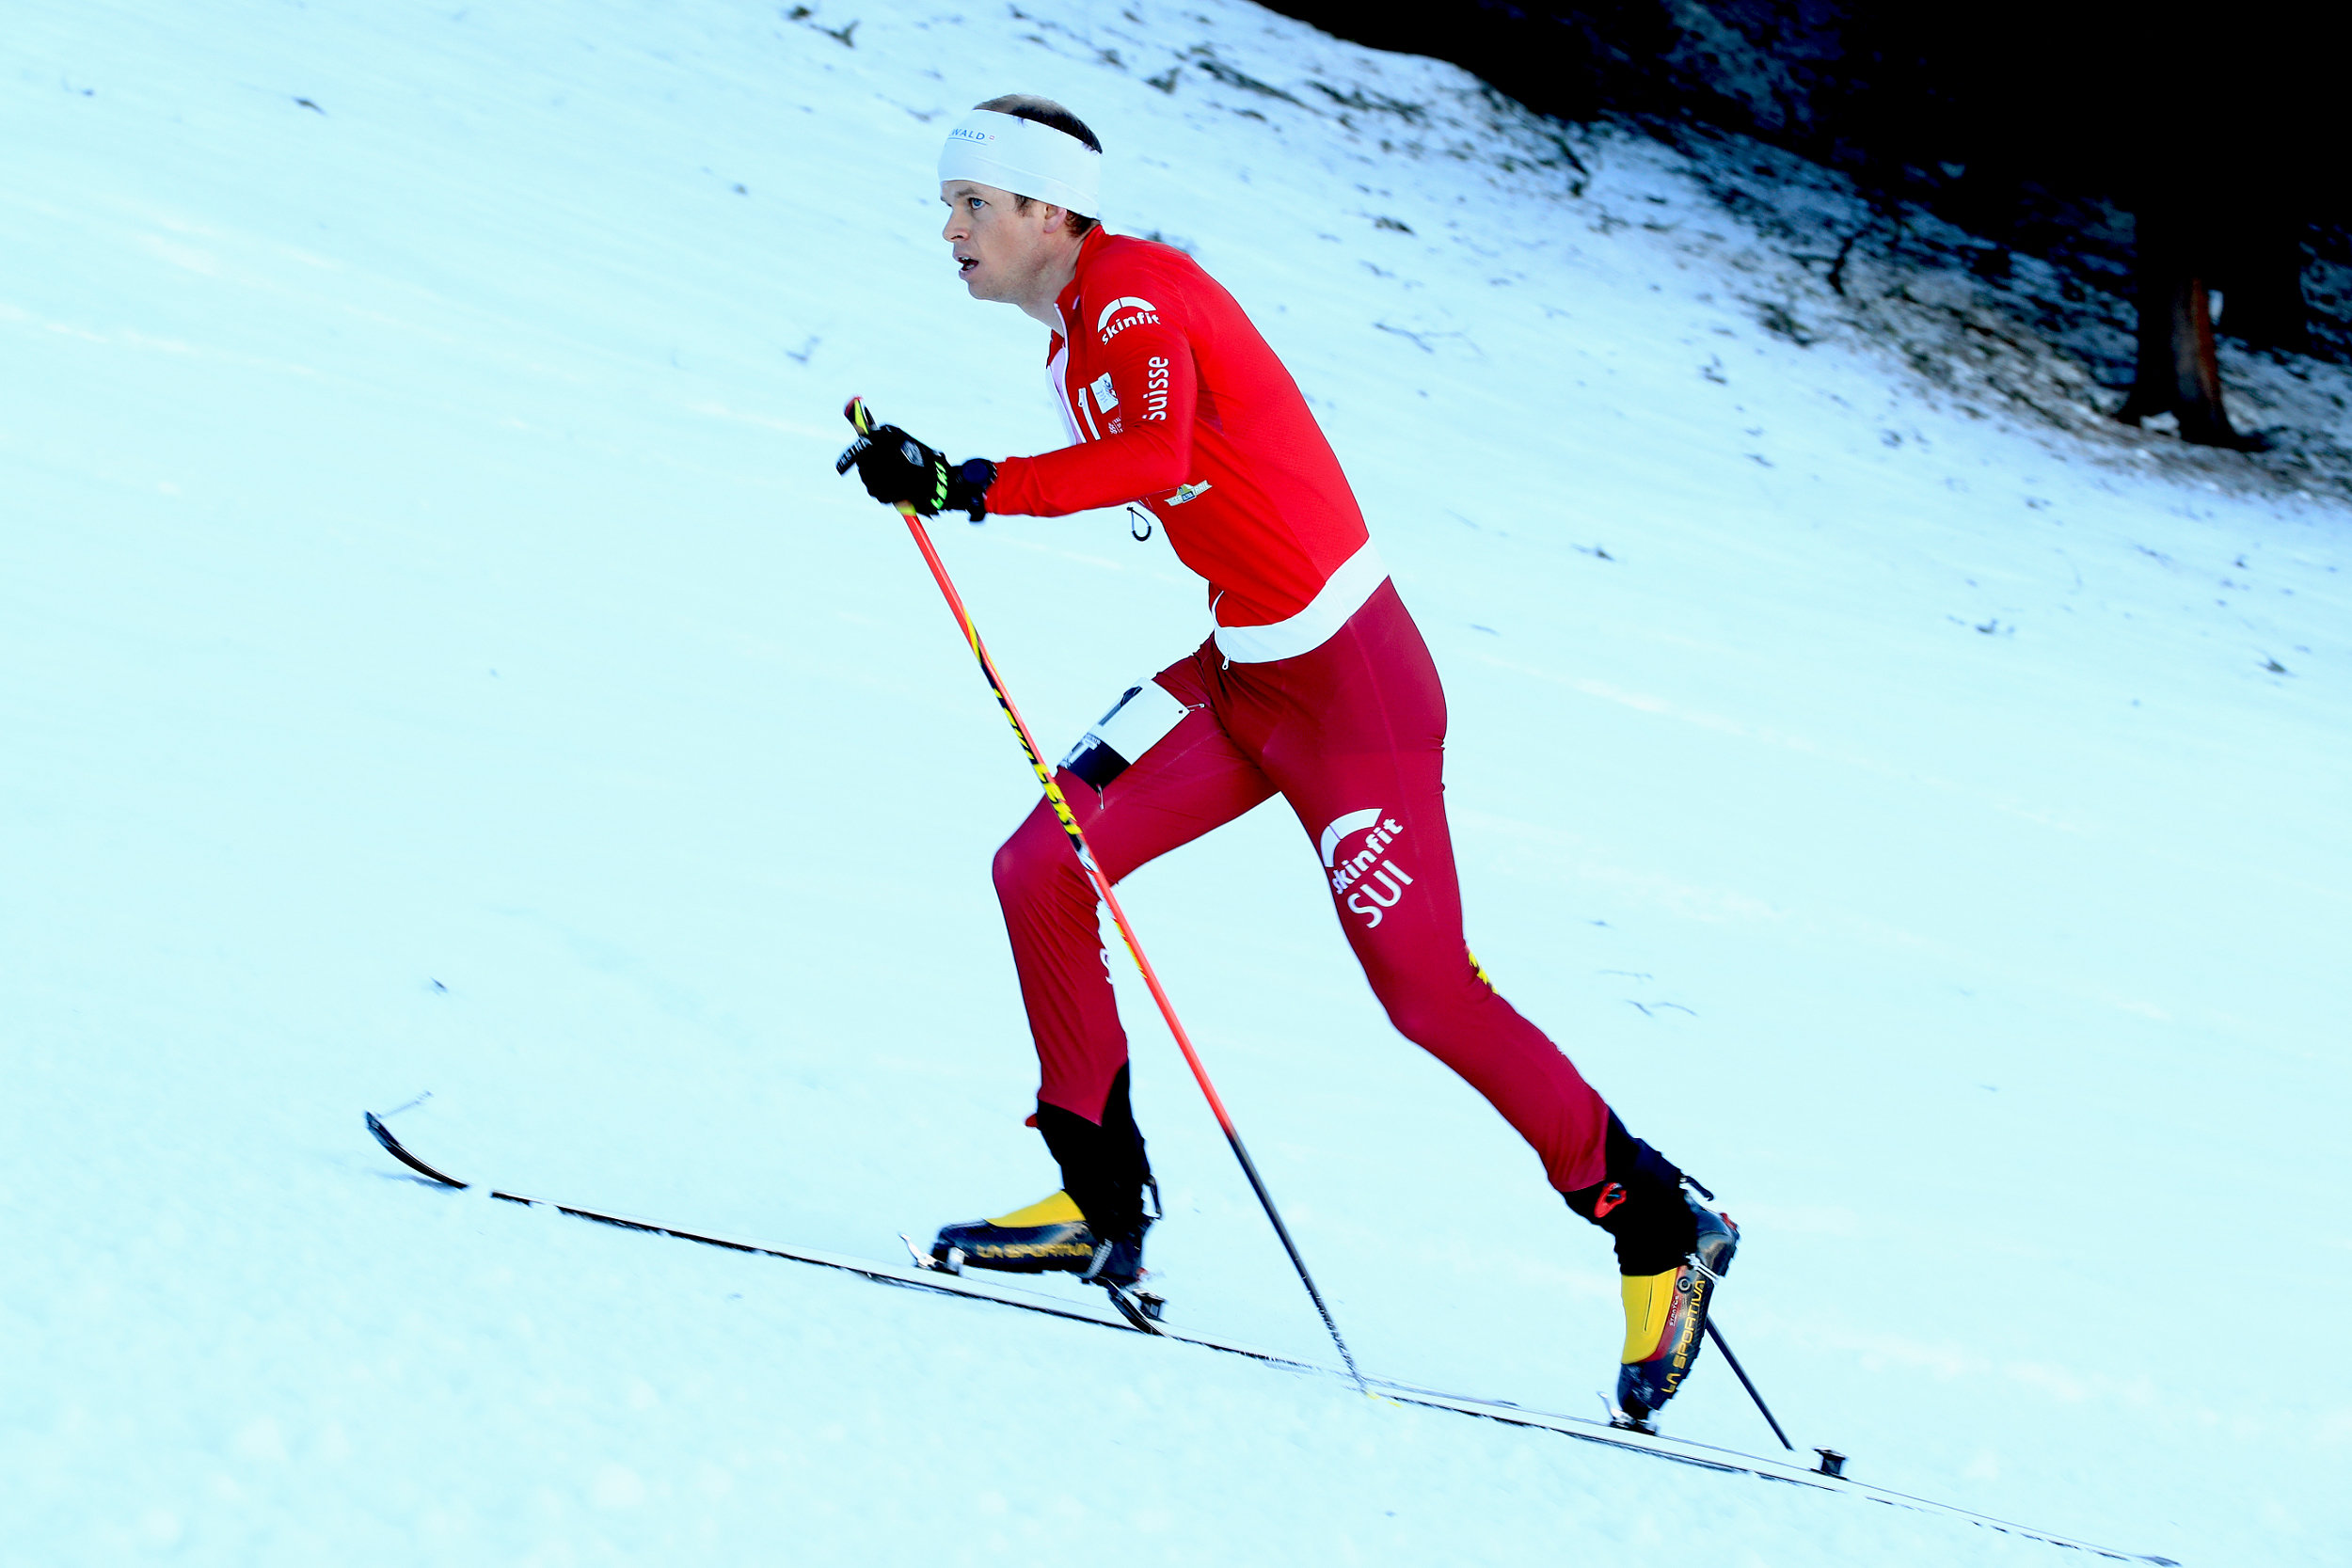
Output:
top-left (1320, 808), bottom-right (1414, 927)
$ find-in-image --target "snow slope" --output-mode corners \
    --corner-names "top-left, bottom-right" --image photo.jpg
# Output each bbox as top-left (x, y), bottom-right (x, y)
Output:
top-left (5, 1), bottom-right (2347, 1561)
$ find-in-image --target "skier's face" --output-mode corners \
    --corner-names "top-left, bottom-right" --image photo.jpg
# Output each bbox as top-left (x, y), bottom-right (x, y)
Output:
top-left (940, 179), bottom-right (1071, 307)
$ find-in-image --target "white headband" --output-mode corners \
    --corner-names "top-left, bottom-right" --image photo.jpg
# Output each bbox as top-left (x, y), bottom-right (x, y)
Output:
top-left (938, 108), bottom-right (1102, 219)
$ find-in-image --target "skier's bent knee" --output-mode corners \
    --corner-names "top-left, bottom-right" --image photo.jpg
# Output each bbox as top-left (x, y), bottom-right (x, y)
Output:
top-left (1376, 992), bottom-right (1465, 1054)
top-left (991, 810), bottom-right (1067, 907)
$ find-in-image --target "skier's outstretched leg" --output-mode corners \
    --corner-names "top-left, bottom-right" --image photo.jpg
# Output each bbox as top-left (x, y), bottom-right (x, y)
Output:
top-left (1226, 583), bottom-right (1615, 1194)
top-left (1227, 582), bottom-right (1732, 1424)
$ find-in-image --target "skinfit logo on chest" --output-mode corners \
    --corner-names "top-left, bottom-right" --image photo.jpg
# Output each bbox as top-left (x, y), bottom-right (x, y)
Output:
top-left (1096, 296), bottom-right (1159, 343)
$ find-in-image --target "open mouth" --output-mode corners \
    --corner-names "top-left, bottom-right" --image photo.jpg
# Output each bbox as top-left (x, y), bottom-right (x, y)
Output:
top-left (957, 254), bottom-right (978, 277)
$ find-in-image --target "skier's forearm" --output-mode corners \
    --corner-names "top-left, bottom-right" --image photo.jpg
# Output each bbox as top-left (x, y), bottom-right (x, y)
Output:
top-left (986, 428), bottom-right (1191, 517)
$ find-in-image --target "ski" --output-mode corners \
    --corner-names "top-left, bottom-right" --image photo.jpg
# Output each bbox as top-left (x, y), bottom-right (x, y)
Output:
top-left (364, 1111), bottom-right (2176, 1564)
top-left (369, 1112), bottom-right (1300, 1353)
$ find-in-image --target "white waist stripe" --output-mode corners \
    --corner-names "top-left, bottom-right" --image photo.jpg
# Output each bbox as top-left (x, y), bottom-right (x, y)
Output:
top-left (1214, 542), bottom-right (1388, 664)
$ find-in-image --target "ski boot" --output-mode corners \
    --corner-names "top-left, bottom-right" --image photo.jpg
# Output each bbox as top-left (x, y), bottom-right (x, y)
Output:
top-left (929, 1180), bottom-right (1164, 1329)
top-left (931, 1067), bottom-right (1167, 1328)
top-left (1614, 1188), bottom-right (1737, 1431)
top-left (1565, 1114), bottom-right (1737, 1432)
top-left (930, 1190), bottom-right (1100, 1275)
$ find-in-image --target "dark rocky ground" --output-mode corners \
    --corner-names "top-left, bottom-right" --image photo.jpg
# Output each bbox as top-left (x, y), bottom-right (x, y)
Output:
top-left (1247, 1), bottom-right (2350, 506)
top-left (1645, 121), bottom-right (2352, 506)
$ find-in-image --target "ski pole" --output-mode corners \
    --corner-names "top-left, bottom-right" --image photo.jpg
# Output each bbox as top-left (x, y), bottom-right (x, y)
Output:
top-left (1705, 1319), bottom-right (1794, 1450)
top-left (844, 397), bottom-right (1364, 1390)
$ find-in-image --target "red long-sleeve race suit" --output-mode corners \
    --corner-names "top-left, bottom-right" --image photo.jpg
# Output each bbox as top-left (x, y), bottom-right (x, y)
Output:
top-left (985, 228), bottom-right (1610, 1195)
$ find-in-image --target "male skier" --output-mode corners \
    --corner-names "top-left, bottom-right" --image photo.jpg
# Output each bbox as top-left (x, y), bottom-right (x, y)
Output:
top-left (838, 95), bottom-right (1734, 1427)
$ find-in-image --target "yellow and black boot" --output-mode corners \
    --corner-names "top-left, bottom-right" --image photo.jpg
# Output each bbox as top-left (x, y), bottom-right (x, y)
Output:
top-left (1565, 1114), bottom-right (1737, 1430)
top-left (930, 1189), bottom-right (1100, 1275)
top-left (933, 1066), bottom-right (1159, 1305)
top-left (927, 1187), bottom-right (1163, 1327)
top-left (1614, 1195), bottom-right (1738, 1430)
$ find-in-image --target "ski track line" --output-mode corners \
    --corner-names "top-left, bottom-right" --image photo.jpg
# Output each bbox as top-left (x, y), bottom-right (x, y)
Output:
top-left (366, 1112), bottom-right (2177, 1564)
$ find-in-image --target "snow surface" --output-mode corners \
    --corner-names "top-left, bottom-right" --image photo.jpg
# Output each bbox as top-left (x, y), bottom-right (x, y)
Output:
top-left (5, 1), bottom-right (2348, 1562)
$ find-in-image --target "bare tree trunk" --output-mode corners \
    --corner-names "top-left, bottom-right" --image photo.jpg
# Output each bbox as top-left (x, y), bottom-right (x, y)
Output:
top-left (2118, 200), bottom-right (2260, 448)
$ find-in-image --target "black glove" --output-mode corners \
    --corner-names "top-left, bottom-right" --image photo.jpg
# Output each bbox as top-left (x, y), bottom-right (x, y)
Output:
top-left (835, 423), bottom-right (995, 521)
